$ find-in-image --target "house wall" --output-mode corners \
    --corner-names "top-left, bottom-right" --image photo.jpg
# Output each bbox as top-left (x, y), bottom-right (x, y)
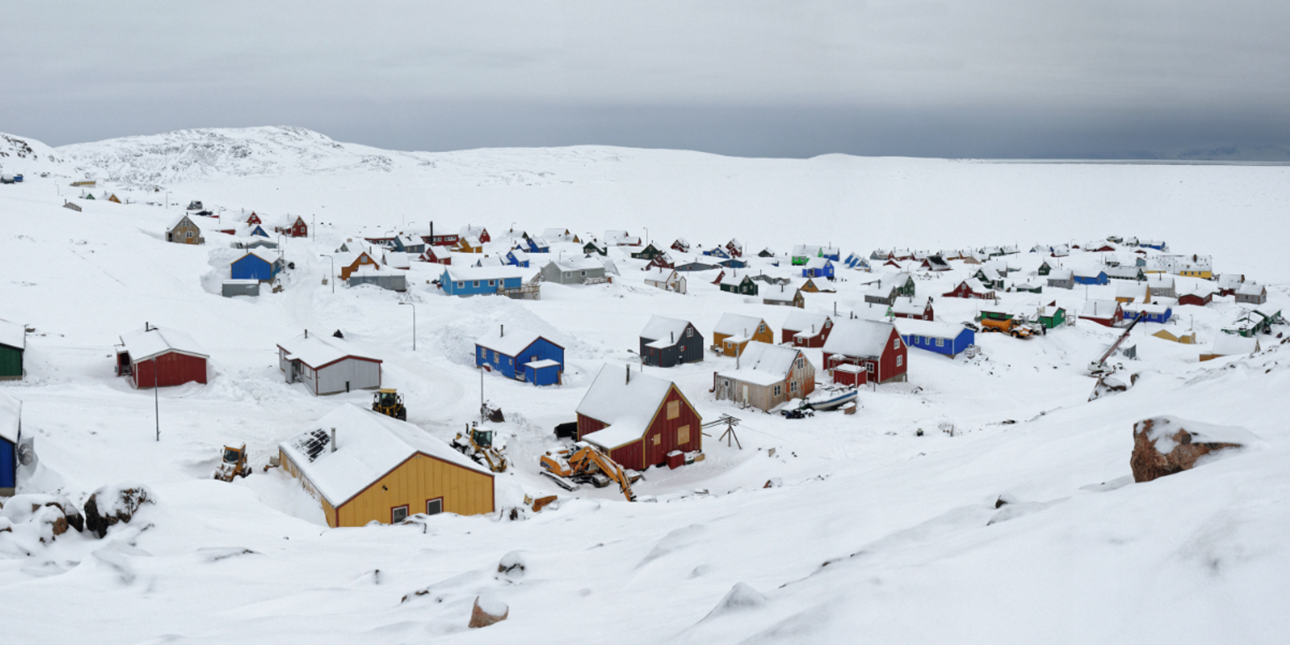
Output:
top-left (0, 438), bottom-right (16, 489)
top-left (0, 345), bottom-right (22, 379)
top-left (348, 274), bottom-right (408, 292)
top-left (337, 453), bottom-right (494, 527)
top-left (315, 358), bottom-right (382, 395)
top-left (133, 352), bottom-right (207, 388)
top-left (167, 218), bottom-right (204, 245)
top-left (231, 256), bottom-right (277, 281)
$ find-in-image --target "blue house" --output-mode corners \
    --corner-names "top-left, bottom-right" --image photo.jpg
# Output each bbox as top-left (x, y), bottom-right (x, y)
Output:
top-left (440, 266), bottom-right (525, 297)
top-left (474, 327), bottom-right (565, 386)
top-left (1123, 303), bottom-right (1172, 324)
top-left (392, 235), bottom-right (426, 254)
top-left (525, 237), bottom-right (551, 254)
top-left (675, 261), bottom-right (719, 272)
top-left (703, 246), bottom-right (731, 259)
top-left (1139, 240), bottom-right (1167, 251)
top-left (231, 249), bottom-right (284, 282)
top-left (802, 258), bottom-right (835, 279)
top-left (506, 249), bottom-right (531, 268)
top-left (719, 258), bottom-right (747, 269)
top-left (247, 224), bottom-right (270, 238)
top-left (844, 253), bottom-right (870, 270)
top-left (0, 393), bottom-right (21, 494)
top-left (896, 320), bottom-right (975, 358)
top-left (1073, 270), bottom-right (1109, 285)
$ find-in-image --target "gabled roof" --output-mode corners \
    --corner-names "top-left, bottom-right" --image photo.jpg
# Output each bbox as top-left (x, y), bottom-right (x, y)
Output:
top-left (168, 213), bottom-right (197, 230)
top-left (545, 258), bottom-right (604, 272)
top-left (0, 318), bottom-right (24, 350)
top-left (443, 265), bottom-right (525, 281)
top-left (781, 311), bottom-right (828, 333)
top-left (718, 342), bottom-right (802, 386)
top-left (895, 319), bottom-right (970, 339)
top-left (1236, 282), bottom-right (1266, 296)
top-left (713, 313), bottom-right (766, 336)
top-left (120, 327), bottom-right (208, 362)
top-left (1082, 300), bottom-right (1121, 318)
top-left (1211, 334), bottom-right (1258, 356)
top-left (640, 316), bottom-right (692, 343)
top-left (234, 249), bottom-right (281, 265)
top-left (475, 327), bottom-right (561, 357)
top-left (277, 334), bottom-right (379, 369)
top-left (577, 365), bottom-right (677, 447)
top-left (891, 297), bottom-right (930, 315)
top-left (279, 404), bottom-right (490, 508)
top-left (822, 319), bottom-right (896, 358)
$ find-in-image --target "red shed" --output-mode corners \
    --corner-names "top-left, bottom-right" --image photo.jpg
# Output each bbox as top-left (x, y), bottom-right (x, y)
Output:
top-left (781, 311), bottom-right (833, 348)
top-left (277, 215), bottom-right (308, 238)
top-left (830, 363), bottom-right (868, 387)
top-left (822, 319), bottom-right (908, 384)
top-left (115, 325), bottom-right (208, 389)
top-left (1177, 289), bottom-right (1213, 307)
top-left (575, 365), bottom-right (702, 471)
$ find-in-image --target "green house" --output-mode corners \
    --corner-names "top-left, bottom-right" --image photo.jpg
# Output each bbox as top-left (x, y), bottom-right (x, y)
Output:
top-left (0, 319), bottom-right (24, 380)
top-left (719, 274), bottom-right (759, 296)
top-left (1038, 307), bottom-right (1067, 329)
top-left (630, 243), bottom-right (664, 260)
top-left (1037, 260), bottom-right (1053, 276)
top-left (973, 268), bottom-right (1004, 290)
top-left (583, 241), bottom-right (607, 256)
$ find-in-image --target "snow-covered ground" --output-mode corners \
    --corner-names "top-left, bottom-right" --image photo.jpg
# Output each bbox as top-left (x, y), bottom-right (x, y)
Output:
top-left (1, 127), bottom-right (1288, 644)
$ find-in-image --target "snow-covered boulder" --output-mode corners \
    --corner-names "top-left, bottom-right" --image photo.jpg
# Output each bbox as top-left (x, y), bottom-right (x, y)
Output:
top-left (1130, 417), bottom-right (1256, 483)
top-left (84, 484), bottom-right (154, 538)
top-left (0, 494), bottom-right (83, 544)
top-left (468, 593), bottom-right (509, 629)
top-left (497, 551), bottom-right (526, 580)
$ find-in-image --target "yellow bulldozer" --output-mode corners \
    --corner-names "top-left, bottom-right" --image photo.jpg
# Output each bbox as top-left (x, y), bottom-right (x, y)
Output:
top-left (372, 388), bottom-right (408, 421)
top-left (539, 443), bottom-right (641, 502)
top-left (451, 423), bottom-right (508, 473)
top-left (213, 444), bottom-right (252, 482)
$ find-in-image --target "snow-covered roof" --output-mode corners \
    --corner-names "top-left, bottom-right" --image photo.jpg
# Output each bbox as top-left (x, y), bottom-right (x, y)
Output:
top-left (280, 404), bottom-right (490, 507)
top-left (804, 257), bottom-right (831, 269)
top-left (0, 391), bottom-right (20, 443)
top-left (896, 319), bottom-right (970, 340)
top-left (459, 225), bottom-right (487, 237)
top-left (822, 319), bottom-right (896, 358)
top-left (0, 318), bottom-right (24, 350)
top-left (1211, 334), bottom-right (1259, 356)
top-left (525, 359), bottom-right (561, 369)
top-left (1048, 269), bottom-right (1074, 280)
top-left (718, 272), bottom-right (749, 286)
top-left (349, 265), bottom-right (403, 278)
top-left (1236, 282), bottom-right (1265, 296)
top-left (236, 249), bottom-right (281, 265)
top-left (442, 266), bottom-right (525, 282)
top-left (717, 342), bottom-right (802, 386)
top-left (763, 289), bottom-right (799, 303)
top-left (640, 316), bottom-right (692, 343)
top-left (781, 311), bottom-right (828, 333)
top-left (891, 297), bottom-right (929, 315)
top-left (545, 258), bottom-right (604, 272)
top-left (576, 364), bottom-right (676, 446)
top-left (1082, 300), bottom-right (1121, 318)
top-left (277, 334), bottom-right (379, 369)
top-left (713, 313), bottom-right (766, 336)
top-left (1116, 282), bottom-right (1148, 298)
top-left (963, 278), bottom-right (991, 292)
top-left (119, 327), bottom-right (208, 362)
top-left (475, 327), bottom-right (559, 357)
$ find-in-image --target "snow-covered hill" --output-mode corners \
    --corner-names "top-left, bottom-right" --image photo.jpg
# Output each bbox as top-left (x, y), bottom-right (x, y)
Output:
top-left (1, 127), bottom-right (1288, 644)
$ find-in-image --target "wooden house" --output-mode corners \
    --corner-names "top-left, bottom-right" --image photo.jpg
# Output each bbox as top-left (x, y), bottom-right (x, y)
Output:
top-left (1037, 304), bottom-right (1068, 329)
top-left (1047, 269), bottom-right (1075, 290)
top-left (763, 287), bottom-right (805, 308)
top-left (891, 297), bottom-right (934, 321)
top-left (942, 279), bottom-right (997, 300)
top-left (460, 226), bottom-right (490, 244)
top-left (646, 253), bottom-right (675, 270)
top-left (1081, 300), bottom-right (1124, 327)
top-left (454, 236), bottom-right (484, 254)
top-left (166, 214), bottom-right (205, 245)
top-left (540, 258), bottom-right (607, 285)
top-left (440, 266), bottom-right (529, 298)
top-left (524, 237), bottom-right (551, 254)
top-left (279, 404), bottom-right (493, 527)
top-left (604, 230), bottom-right (642, 246)
top-left (1152, 329), bottom-right (1197, 344)
top-left (639, 316), bottom-right (704, 367)
top-left (921, 255), bottom-right (951, 272)
top-left (896, 320), bottom-right (975, 358)
top-left (719, 258), bottom-right (747, 269)
top-left (1106, 266), bottom-right (1146, 281)
top-left (392, 234), bottom-right (425, 255)
top-left (245, 212), bottom-right (263, 226)
top-left (576, 365), bottom-right (702, 471)
top-left (822, 320), bottom-right (908, 384)
top-left (0, 319), bottom-right (26, 380)
top-left (63, 201), bottom-right (82, 212)
top-left (726, 239), bottom-right (744, 257)
top-left (1235, 283), bottom-right (1268, 305)
top-left (843, 253), bottom-right (871, 271)
top-left (643, 267), bottom-right (686, 294)
top-left (1177, 287), bottom-right (1214, 307)
top-left (1147, 275), bottom-right (1176, 299)
top-left (115, 325), bottom-right (208, 389)
top-left (671, 238), bottom-right (691, 253)
top-left (781, 311), bottom-right (832, 348)
top-left (1116, 282), bottom-right (1148, 303)
top-left (1216, 274), bottom-right (1245, 297)
top-left (1037, 260), bottom-right (1055, 276)
top-left (714, 342), bottom-right (815, 412)
top-left (231, 249), bottom-right (284, 282)
top-left (422, 231), bottom-right (460, 247)
top-left (419, 246), bottom-right (452, 265)
top-left (973, 267), bottom-right (1006, 290)
top-left (506, 248), bottom-right (531, 268)
top-left (702, 246), bottom-right (731, 260)
top-left (758, 248), bottom-right (776, 258)
top-left (802, 258), bottom-right (835, 279)
top-left (1073, 270), bottom-right (1109, 285)
top-left (107, 193), bottom-right (122, 204)
top-left (1123, 302), bottom-right (1173, 324)
top-left (864, 272), bottom-right (916, 305)
top-left (583, 241), bottom-right (608, 256)
top-left (800, 277), bottom-right (833, 293)
top-left (277, 332), bottom-right (382, 395)
top-left (348, 266), bottom-right (408, 292)
top-left (718, 273), bottom-right (759, 296)
top-left (275, 215), bottom-right (308, 238)
top-left (339, 251), bottom-right (382, 280)
top-left (1199, 334), bottom-right (1259, 362)
top-left (675, 261), bottom-right (718, 272)
top-left (712, 314), bottom-right (773, 356)
top-left (475, 326), bottom-right (564, 386)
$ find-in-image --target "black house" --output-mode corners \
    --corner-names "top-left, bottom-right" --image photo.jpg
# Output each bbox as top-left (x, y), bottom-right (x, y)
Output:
top-left (639, 316), bottom-right (704, 368)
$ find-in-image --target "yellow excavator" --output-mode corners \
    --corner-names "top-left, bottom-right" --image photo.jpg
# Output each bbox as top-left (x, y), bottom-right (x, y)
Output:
top-left (213, 444), bottom-right (252, 482)
top-left (539, 443), bottom-right (641, 502)
top-left (372, 388), bottom-right (407, 421)
top-left (451, 424), bottom-right (508, 473)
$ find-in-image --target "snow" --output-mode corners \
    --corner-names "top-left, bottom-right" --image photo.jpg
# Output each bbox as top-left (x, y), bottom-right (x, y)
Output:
top-left (1142, 416), bottom-right (1261, 454)
top-left (781, 310), bottom-right (828, 333)
top-left (118, 326), bottom-right (208, 361)
top-left (718, 342), bottom-right (800, 386)
top-left (0, 391), bottom-right (19, 443)
top-left (713, 313), bottom-right (765, 337)
top-left (0, 318), bottom-right (24, 350)
top-left (442, 265), bottom-right (526, 282)
top-left (1210, 334), bottom-right (1259, 356)
top-left (639, 315), bottom-right (691, 343)
top-left (523, 359), bottom-right (560, 369)
top-left (475, 327), bottom-right (551, 357)
top-left (277, 333), bottom-right (377, 368)
top-left (822, 319), bottom-right (896, 358)
top-left (2, 126), bottom-right (1290, 644)
top-left (894, 318), bottom-right (970, 340)
top-left (576, 364), bottom-right (674, 427)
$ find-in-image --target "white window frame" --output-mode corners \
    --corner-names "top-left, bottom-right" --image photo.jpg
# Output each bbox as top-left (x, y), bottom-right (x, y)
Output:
top-left (391, 505), bottom-right (409, 524)
top-left (473, 280), bottom-right (480, 288)
top-left (896, 355), bottom-right (903, 367)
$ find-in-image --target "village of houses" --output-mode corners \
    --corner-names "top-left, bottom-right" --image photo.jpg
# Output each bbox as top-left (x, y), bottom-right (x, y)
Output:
top-left (1, 180), bottom-right (1283, 534)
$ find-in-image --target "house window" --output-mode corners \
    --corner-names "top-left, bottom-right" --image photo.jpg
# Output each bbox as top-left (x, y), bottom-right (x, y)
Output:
top-left (473, 280), bottom-right (480, 287)
top-left (391, 505), bottom-right (409, 524)
top-left (425, 499), bottom-right (443, 515)
top-left (478, 347), bottom-right (484, 358)
top-left (678, 425), bottom-right (690, 444)
top-left (896, 355), bottom-right (903, 367)
top-left (795, 358), bottom-right (804, 370)
top-left (936, 338), bottom-right (945, 347)
top-left (652, 434), bottom-right (661, 446)
top-left (773, 384), bottom-right (782, 396)
top-left (488, 280), bottom-right (496, 286)
top-left (185, 231), bottom-right (193, 239)
top-left (790, 381), bottom-right (797, 392)
top-left (686, 328), bottom-right (693, 338)
top-left (866, 363), bottom-right (875, 372)
top-left (667, 400), bottom-right (680, 420)
top-left (893, 338), bottom-right (900, 349)
top-left (456, 281), bottom-right (464, 288)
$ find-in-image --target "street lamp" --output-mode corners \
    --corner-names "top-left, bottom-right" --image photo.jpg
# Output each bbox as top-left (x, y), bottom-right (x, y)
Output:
top-left (643, 227), bottom-right (649, 246)
top-left (399, 302), bottom-right (417, 351)
top-left (321, 254), bottom-right (335, 294)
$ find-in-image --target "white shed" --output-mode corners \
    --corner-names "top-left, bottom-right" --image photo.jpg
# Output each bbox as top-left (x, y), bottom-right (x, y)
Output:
top-left (277, 332), bottom-right (382, 395)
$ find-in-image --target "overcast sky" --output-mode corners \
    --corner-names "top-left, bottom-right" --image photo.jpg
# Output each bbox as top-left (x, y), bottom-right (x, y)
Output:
top-left (4, 1), bottom-right (1290, 159)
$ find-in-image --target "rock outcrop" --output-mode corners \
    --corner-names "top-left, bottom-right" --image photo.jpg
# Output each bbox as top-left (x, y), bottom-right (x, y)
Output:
top-left (1131, 416), bottom-right (1256, 483)
top-left (468, 594), bottom-right (509, 629)
top-left (84, 485), bottom-right (153, 538)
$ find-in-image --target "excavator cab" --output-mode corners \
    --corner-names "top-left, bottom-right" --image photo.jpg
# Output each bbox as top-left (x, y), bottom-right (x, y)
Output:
top-left (471, 428), bottom-right (493, 449)
top-left (214, 443), bottom-right (252, 481)
top-left (372, 388), bottom-right (408, 421)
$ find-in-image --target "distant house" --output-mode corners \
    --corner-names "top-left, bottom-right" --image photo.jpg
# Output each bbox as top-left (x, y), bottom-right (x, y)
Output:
top-left (701, 246), bottom-right (731, 260)
top-left (671, 238), bottom-right (691, 253)
top-left (1106, 266), bottom-right (1146, 281)
top-left (1047, 269), bottom-right (1075, 290)
top-left (348, 266), bottom-right (408, 292)
top-left (245, 212), bottom-right (262, 226)
top-left (718, 273), bottom-right (759, 296)
top-left (1116, 282), bottom-right (1148, 303)
top-left (942, 279), bottom-right (997, 300)
top-left (645, 253), bottom-right (675, 270)
top-left (419, 246), bottom-right (452, 265)
top-left (1139, 239), bottom-right (1167, 251)
top-left (1177, 287), bottom-right (1214, 307)
top-left (726, 239), bottom-right (744, 257)
top-left (540, 258), bottom-right (607, 285)
top-left (524, 237), bottom-right (551, 254)
top-left (575, 365), bottom-right (702, 471)
top-left (440, 266), bottom-right (530, 298)
top-left (0, 319), bottom-right (26, 380)
top-left (1199, 334), bottom-right (1259, 362)
top-left (166, 214), bottom-right (205, 245)
top-left (675, 261), bottom-right (718, 272)
top-left (1073, 270), bottom-right (1109, 285)
top-left (763, 286), bottom-right (805, 308)
top-left (757, 248), bottom-right (776, 258)
top-left (604, 230), bottom-right (642, 246)
top-left (338, 251), bottom-right (382, 280)
top-left (277, 332), bottom-right (382, 395)
top-left (1081, 300), bottom-right (1124, 328)
top-left (821, 319), bottom-right (908, 384)
top-left (1152, 329), bottom-right (1197, 345)
top-left (714, 342), bottom-right (815, 412)
top-left (1216, 274), bottom-right (1245, 297)
top-left (712, 314), bottom-right (773, 357)
top-left (454, 236), bottom-right (484, 254)
top-left (896, 320), bottom-right (975, 358)
top-left (781, 311), bottom-right (832, 348)
top-left (505, 248), bottom-right (531, 268)
top-left (1147, 275), bottom-right (1176, 299)
top-left (891, 297), bottom-right (934, 321)
top-left (460, 226), bottom-right (490, 244)
top-left (1123, 302), bottom-right (1173, 324)
top-left (791, 245), bottom-right (840, 265)
top-left (643, 267), bottom-right (686, 294)
top-left (640, 316), bottom-right (704, 367)
top-left (543, 228), bottom-right (573, 242)
top-left (1235, 283), bottom-right (1268, 305)
top-left (1036, 304), bottom-right (1068, 329)
top-left (973, 267), bottom-right (1006, 290)
top-left (864, 272), bottom-right (916, 305)
top-left (475, 327), bottom-right (565, 386)
top-left (63, 201), bottom-right (82, 212)
top-left (718, 258), bottom-right (747, 269)
top-left (802, 258), bottom-right (835, 279)
top-left (800, 277), bottom-right (832, 293)
top-left (234, 237), bottom-right (278, 250)
top-left (106, 193), bottom-right (122, 204)
top-left (422, 231), bottom-right (459, 247)
top-left (393, 234), bottom-right (425, 255)
top-left (920, 255), bottom-right (951, 272)
top-left (583, 241), bottom-right (608, 256)
top-left (276, 215), bottom-right (308, 238)
top-left (1037, 260), bottom-right (1055, 276)
top-left (115, 325), bottom-right (208, 389)
top-left (843, 253), bottom-right (871, 271)
top-left (279, 405), bottom-right (494, 528)
top-left (231, 249), bottom-right (284, 282)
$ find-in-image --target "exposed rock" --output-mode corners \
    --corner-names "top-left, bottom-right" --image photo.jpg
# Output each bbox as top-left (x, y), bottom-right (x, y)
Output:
top-left (468, 594), bottom-right (509, 629)
top-left (497, 551), bottom-right (526, 579)
top-left (1131, 417), bottom-right (1257, 483)
top-left (84, 485), bottom-right (154, 539)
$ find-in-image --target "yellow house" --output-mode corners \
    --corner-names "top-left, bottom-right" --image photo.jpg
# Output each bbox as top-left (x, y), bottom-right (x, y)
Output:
top-left (279, 404), bottom-right (494, 527)
top-left (454, 236), bottom-right (484, 254)
top-left (1152, 329), bottom-right (1197, 344)
top-left (1178, 268), bottom-right (1213, 279)
top-left (712, 313), bottom-right (773, 357)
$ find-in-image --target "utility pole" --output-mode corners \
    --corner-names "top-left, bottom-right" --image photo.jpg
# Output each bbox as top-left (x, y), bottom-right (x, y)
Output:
top-left (399, 302), bottom-right (416, 351)
top-left (154, 362), bottom-right (160, 441)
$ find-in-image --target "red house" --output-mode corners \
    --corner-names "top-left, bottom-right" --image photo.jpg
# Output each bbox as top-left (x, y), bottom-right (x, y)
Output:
top-left (461, 226), bottom-right (490, 244)
top-left (726, 238), bottom-right (744, 258)
top-left (1177, 289), bottom-right (1214, 307)
top-left (419, 247), bottom-right (452, 265)
top-left (423, 233), bottom-right (460, 247)
top-left (115, 325), bottom-right (209, 389)
top-left (576, 365), bottom-right (702, 471)
top-left (1081, 300), bottom-right (1124, 327)
top-left (943, 279), bottom-right (997, 300)
top-left (246, 212), bottom-right (262, 226)
top-left (781, 311), bottom-right (833, 348)
top-left (671, 238), bottom-right (691, 253)
top-left (646, 253), bottom-right (675, 270)
top-left (892, 297), bottom-right (934, 320)
top-left (277, 215), bottom-right (308, 238)
top-left (822, 319), bottom-right (908, 384)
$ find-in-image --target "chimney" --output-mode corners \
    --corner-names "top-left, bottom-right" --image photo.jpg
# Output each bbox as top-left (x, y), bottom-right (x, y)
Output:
top-left (305, 329), bottom-right (308, 338)
top-left (670, 331), bottom-right (674, 343)
top-left (501, 324), bottom-right (504, 337)
top-left (626, 364), bottom-right (631, 384)
top-left (330, 428), bottom-right (337, 452)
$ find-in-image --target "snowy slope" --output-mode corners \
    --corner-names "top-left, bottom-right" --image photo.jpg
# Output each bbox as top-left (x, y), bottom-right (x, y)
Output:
top-left (0, 128), bottom-right (1287, 644)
